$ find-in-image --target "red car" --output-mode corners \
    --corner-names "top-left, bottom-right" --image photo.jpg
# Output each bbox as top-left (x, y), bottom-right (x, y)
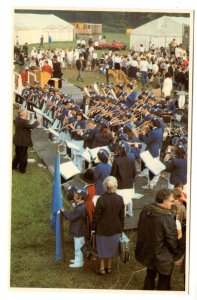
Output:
top-left (94, 40), bottom-right (126, 51)
top-left (108, 41), bottom-right (127, 51)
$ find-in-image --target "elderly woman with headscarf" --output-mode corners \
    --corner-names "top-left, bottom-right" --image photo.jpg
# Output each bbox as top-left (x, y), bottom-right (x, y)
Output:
top-left (91, 176), bottom-right (125, 275)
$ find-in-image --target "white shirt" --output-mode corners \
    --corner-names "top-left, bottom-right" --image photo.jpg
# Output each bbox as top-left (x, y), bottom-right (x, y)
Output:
top-left (140, 60), bottom-right (149, 72)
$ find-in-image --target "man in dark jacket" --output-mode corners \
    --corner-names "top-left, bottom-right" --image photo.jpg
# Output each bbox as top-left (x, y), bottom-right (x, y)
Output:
top-left (12, 109), bottom-right (42, 173)
top-left (135, 188), bottom-right (178, 290)
top-left (76, 54), bottom-right (84, 82)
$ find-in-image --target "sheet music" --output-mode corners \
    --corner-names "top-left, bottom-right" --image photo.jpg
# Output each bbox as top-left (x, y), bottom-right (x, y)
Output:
top-left (140, 150), bottom-right (166, 175)
top-left (48, 128), bottom-right (60, 138)
top-left (60, 161), bottom-right (81, 180)
top-left (33, 107), bottom-right (53, 123)
top-left (133, 193), bottom-right (144, 199)
top-left (81, 148), bottom-right (92, 162)
top-left (66, 140), bottom-right (80, 151)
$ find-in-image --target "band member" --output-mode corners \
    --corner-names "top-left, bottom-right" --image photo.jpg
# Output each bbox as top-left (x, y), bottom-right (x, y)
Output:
top-left (70, 110), bottom-right (86, 171)
top-left (111, 141), bottom-right (137, 217)
top-left (134, 103), bottom-right (153, 126)
top-left (94, 149), bottom-right (112, 196)
top-left (80, 95), bottom-right (92, 115)
top-left (165, 96), bottom-right (177, 114)
top-left (125, 82), bottom-right (137, 108)
top-left (164, 142), bottom-right (187, 191)
top-left (115, 83), bottom-right (124, 99)
top-left (92, 118), bottom-right (114, 149)
top-left (138, 117), bottom-right (163, 189)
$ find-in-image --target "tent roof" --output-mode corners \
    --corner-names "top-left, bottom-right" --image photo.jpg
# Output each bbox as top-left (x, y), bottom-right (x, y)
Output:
top-left (14, 13), bottom-right (75, 30)
top-left (132, 16), bottom-right (190, 33)
top-left (167, 16), bottom-right (190, 25)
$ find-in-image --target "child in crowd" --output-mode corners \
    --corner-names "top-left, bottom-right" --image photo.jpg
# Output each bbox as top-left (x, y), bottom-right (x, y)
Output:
top-left (61, 187), bottom-right (88, 268)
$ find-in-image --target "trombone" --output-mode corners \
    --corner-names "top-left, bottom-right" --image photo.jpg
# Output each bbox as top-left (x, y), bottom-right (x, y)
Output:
top-left (134, 120), bottom-right (153, 134)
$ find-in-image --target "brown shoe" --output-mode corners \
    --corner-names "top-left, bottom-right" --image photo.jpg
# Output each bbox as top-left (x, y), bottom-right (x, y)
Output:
top-left (94, 268), bottom-right (106, 275)
top-left (105, 268), bottom-right (112, 274)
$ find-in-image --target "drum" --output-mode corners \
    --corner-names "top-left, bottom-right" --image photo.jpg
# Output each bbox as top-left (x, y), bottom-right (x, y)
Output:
top-left (175, 111), bottom-right (183, 122)
top-left (162, 114), bottom-right (172, 123)
top-left (178, 94), bottom-right (185, 109)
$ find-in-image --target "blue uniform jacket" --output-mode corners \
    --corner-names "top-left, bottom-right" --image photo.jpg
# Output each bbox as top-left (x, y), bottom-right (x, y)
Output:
top-left (136, 113), bottom-right (153, 127)
top-left (82, 127), bottom-right (97, 149)
top-left (94, 162), bottom-right (112, 195)
top-left (167, 101), bottom-right (176, 114)
top-left (125, 91), bottom-right (137, 108)
top-left (139, 127), bottom-right (163, 158)
top-left (63, 203), bottom-right (87, 237)
top-left (165, 157), bottom-right (187, 185)
top-left (128, 137), bottom-right (141, 159)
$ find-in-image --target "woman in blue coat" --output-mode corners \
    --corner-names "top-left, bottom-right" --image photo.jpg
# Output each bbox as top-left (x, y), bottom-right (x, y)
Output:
top-left (165, 143), bottom-right (187, 190)
top-left (94, 149), bottom-right (112, 196)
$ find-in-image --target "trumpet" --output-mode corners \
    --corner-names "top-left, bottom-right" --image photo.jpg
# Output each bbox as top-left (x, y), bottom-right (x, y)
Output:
top-left (87, 104), bottom-right (103, 117)
top-left (134, 120), bottom-right (153, 134)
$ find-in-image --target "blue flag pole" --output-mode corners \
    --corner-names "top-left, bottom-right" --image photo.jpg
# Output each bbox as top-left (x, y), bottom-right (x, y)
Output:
top-left (50, 149), bottom-right (63, 261)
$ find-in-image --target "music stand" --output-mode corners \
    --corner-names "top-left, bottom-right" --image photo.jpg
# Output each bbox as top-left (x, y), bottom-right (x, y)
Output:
top-left (60, 161), bottom-right (81, 181)
top-left (140, 151), bottom-right (166, 176)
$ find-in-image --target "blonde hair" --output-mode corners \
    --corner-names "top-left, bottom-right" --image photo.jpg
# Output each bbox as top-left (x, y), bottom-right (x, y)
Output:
top-left (103, 176), bottom-right (118, 193)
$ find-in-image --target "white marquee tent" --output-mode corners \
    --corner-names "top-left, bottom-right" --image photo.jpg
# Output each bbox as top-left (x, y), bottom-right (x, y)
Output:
top-left (14, 13), bottom-right (75, 45)
top-left (130, 16), bottom-right (190, 51)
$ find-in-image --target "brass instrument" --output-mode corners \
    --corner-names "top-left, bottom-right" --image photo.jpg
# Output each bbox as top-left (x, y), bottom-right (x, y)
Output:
top-left (83, 86), bottom-right (91, 97)
top-left (100, 86), bottom-right (107, 97)
top-left (124, 85), bottom-right (138, 100)
top-left (108, 88), bottom-right (118, 100)
top-left (127, 142), bottom-right (142, 148)
top-left (134, 120), bottom-right (153, 134)
top-left (92, 83), bottom-right (100, 95)
top-left (59, 120), bottom-right (77, 132)
top-left (163, 145), bottom-right (176, 162)
top-left (118, 85), bottom-right (138, 102)
top-left (109, 117), bottom-right (125, 126)
top-left (87, 104), bottom-right (104, 117)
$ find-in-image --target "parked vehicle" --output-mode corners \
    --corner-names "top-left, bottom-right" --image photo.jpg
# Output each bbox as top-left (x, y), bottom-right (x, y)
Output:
top-left (94, 40), bottom-right (127, 51)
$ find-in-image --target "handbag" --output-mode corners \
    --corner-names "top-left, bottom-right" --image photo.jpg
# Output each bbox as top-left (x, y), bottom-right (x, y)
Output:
top-left (119, 232), bottom-right (130, 263)
top-left (81, 233), bottom-right (97, 261)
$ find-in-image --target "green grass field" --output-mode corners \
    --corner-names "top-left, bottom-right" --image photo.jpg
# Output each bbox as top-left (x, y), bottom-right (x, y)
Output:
top-left (29, 32), bottom-right (130, 53)
top-left (11, 33), bottom-right (186, 290)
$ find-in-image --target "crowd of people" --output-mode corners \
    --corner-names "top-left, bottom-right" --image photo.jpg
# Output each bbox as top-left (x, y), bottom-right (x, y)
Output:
top-left (13, 37), bottom-right (190, 290)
